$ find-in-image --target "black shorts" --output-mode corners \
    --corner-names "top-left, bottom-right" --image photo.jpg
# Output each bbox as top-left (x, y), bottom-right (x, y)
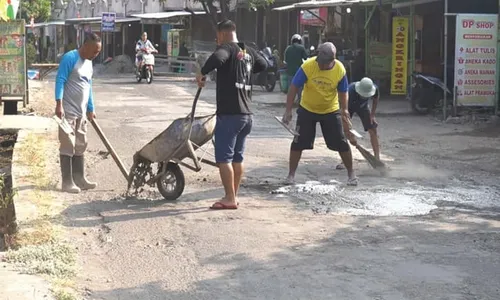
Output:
top-left (291, 106), bottom-right (350, 152)
top-left (349, 103), bottom-right (378, 132)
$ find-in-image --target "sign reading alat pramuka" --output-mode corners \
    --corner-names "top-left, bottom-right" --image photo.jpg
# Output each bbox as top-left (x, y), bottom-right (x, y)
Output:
top-left (454, 14), bottom-right (498, 107)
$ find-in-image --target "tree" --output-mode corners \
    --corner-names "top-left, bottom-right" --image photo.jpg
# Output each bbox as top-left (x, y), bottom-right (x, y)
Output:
top-left (18, 0), bottom-right (51, 23)
top-left (190, 0), bottom-right (274, 34)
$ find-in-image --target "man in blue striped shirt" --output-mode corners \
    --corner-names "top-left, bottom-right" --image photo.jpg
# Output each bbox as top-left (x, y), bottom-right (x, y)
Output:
top-left (55, 33), bottom-right (101, 193)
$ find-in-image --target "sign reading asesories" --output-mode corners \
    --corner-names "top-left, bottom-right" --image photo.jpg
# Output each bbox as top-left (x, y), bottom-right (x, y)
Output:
top-left (101, 12), bottom-right (116, 32)
top-left (390, 17), bottom-right (409, 95)
top-left (454, 14), bottom-right (498, 106)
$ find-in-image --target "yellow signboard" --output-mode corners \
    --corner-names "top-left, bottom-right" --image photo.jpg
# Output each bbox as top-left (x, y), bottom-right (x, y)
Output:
top-left (390, 17), bottom-right (409, 95)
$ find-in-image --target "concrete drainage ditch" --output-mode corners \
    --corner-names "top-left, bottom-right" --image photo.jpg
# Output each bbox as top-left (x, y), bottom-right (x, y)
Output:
top-left (0, 130), bottom-right (17, 250)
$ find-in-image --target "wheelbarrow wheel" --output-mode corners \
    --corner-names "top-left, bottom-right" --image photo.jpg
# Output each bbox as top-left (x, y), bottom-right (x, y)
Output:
top-left (157, 162), bottom-right (185, 201)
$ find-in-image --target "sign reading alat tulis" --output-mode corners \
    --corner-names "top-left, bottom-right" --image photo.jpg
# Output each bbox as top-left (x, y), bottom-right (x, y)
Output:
top-left (390, 17), bottom-right (409, 95)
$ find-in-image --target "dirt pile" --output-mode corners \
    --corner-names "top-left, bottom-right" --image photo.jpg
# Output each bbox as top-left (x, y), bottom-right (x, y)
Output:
top-left (95, 55), bottom-right (135, 75)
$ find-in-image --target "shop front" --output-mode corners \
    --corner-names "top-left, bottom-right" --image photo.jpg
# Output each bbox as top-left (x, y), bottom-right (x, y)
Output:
top-left (25, 21), bottom-right (65, 63)
top-left (65, 16), bottom-right (140, 63)
top-left (273, 0), bottom-right (372, 83)
top-left (131, 11), bottom-right (207, 57)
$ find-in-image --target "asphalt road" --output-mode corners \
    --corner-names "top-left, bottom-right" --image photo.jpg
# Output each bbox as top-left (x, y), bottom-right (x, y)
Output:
top-left (58, 76), bottom-right (500, 300)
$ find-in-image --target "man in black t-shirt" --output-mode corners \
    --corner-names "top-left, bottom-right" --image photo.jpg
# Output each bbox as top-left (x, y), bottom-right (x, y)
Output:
top-left (337, 77), bottom-right (380, 170)
top-left (197, 20), bottom-right (267, 210)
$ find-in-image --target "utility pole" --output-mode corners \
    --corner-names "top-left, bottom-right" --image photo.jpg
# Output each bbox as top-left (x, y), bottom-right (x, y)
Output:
top-left (140, 0), bottom-right (146, 32)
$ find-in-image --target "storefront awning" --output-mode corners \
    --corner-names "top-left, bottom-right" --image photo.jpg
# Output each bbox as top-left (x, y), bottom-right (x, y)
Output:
top-left (65, 17), bottom-right (140, 25)
top-left (273, 0), bottom-right (375, 11)
top-left (130, 11), bottom-right (206, 19)
top-left (25, 21), bottom-right (65, 28)
top-left (392, 0), bottom-right (440, 8)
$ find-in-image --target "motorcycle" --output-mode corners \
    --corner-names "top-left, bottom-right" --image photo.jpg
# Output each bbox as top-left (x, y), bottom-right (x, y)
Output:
top-left (136, 46), bottom-right (158, 84)
top-left (251, 45), bottom-right (277, 92)
top-left (407, 72), bottom-right (452, 114)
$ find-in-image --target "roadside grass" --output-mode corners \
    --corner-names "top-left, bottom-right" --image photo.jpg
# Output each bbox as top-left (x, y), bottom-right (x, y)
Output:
top-left (52, 289), bottom-right (78, 300)
top-left (5, 132), bottom-right (79, 299)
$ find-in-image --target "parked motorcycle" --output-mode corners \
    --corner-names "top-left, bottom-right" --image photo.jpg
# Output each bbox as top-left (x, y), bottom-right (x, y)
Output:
top-left (136, 46), bottom-right (158, 84)
top-left (407, 72), bottom-right (452, 114)
top-left (250, 44), bottom-right (277, 92)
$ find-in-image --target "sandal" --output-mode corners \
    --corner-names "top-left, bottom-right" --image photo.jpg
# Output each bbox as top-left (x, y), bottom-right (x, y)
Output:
top-left (347, 177), bottom-right (359, 186)
top-left (210, 201), bottom-right (238, 210)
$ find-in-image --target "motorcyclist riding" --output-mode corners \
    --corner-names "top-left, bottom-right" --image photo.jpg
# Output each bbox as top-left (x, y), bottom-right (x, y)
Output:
top-left (284, 34), bottom-right (308, 101)
top-left (135, 32), bottom-right (157, 74)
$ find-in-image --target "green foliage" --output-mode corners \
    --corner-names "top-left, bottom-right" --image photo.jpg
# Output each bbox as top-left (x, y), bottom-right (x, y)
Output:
top-left (0, 174), bottom-right (15, 209)
top-left (52, 289), bottom-right (78, 300)
top-left (26, 38), bottom-right (37, 65)
top-left (195, 0), bottom-right (274, 34)
top-left (18, 0), bottom-right (52, 23)
top-left (5, 242), bottom-right (76, 278)
top-left (248, 0), bottom-right (274, 9)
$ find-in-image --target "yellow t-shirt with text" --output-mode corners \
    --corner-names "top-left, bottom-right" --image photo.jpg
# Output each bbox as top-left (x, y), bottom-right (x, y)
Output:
top-left (299, 58), bottom-right (347, 114)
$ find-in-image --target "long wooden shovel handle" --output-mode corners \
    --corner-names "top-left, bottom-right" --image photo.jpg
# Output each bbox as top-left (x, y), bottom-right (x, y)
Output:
top-left (90, 119), bottom-right (129, 180)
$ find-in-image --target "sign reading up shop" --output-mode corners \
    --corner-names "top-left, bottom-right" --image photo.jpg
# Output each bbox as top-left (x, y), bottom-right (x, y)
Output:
top-left (454, 14), bottom-right (498, 106)
top-left (390, 17), bottom-right (409, 95)
top-left (101, 12), bottom-right (116, 32)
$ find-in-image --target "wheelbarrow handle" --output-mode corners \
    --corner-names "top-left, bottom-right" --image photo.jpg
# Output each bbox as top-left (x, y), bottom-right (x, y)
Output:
top-left (90, 119), bottom-right (130, 180)
top-left (189, 87), bottom-right (203, 121)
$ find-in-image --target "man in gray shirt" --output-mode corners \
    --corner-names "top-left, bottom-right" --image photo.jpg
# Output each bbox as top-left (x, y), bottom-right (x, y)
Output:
top-left (55, 33), bottom-right (101, 193)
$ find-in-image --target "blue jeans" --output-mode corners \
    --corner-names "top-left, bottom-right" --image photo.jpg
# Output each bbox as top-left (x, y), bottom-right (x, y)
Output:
top-left (214, 114), bottom-right (253, 163)
top-left (287, 76), bottom-right (302, 101)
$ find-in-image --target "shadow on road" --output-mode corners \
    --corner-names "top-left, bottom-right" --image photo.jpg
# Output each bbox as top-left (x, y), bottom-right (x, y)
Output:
top-left (85, 209), bottom-right (500, 300)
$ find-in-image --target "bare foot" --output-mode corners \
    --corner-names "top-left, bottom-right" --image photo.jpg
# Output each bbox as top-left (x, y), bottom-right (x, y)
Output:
top-left (284, 175), bottom-right (295, 185)
top-left (219, 197), bottom-right (239, 206)
top-left (336, 163), bottom-right (345, 170)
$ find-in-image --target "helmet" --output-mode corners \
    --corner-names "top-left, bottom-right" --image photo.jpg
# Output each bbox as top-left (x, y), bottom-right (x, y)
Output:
top-left (291, 34), bottom-right (302, 44)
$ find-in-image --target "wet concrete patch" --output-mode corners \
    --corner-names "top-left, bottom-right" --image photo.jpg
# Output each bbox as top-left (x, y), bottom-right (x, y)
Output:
top-left (273, 180), bottom-right (500, 217)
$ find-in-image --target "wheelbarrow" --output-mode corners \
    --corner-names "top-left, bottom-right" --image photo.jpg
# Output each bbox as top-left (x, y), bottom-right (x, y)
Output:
top-left (91, 88), bottom-right (217, 200)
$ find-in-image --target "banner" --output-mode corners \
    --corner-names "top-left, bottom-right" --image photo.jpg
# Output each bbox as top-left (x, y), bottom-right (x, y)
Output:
top-left (0, 20), bottom-right (26, 97)
top-left (454, 14), bottom-right (498, 106)
top-left (300, 8), bottom-right (327, 26)
top-left (0, 0), bottom-right (19, 21)
top-left (390, 17), bottom-right (409, 95)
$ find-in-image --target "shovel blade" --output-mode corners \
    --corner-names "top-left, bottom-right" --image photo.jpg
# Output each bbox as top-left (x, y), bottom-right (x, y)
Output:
top-left (356, 144), bottom-right (387, 171)
top-left (274, 116), bottom-right (300, 136)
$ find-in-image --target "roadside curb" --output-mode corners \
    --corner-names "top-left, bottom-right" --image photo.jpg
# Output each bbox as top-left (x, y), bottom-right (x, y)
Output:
top-left (8, 118), bottom-right (57, 223)
top-left (2, 119), bottom-right (57, 300)
top-left (376, 111), bottom-right (415, 117)
top-left (154, 71), bottom-right (196, 78)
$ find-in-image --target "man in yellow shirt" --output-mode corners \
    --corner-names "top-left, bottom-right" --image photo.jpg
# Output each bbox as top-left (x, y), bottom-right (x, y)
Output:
top-left (282, 42), bottom-right (358, 186)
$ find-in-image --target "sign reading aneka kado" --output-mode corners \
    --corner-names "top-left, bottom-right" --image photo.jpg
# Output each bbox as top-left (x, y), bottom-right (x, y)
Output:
top-left (454, 14), bottom-right (498, 106)
top-left (390, 17), bottom-right (409, 95)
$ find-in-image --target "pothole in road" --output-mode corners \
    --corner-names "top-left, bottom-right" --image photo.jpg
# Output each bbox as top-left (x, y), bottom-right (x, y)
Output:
top-left (272, 180), bottom-right (500, 216)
